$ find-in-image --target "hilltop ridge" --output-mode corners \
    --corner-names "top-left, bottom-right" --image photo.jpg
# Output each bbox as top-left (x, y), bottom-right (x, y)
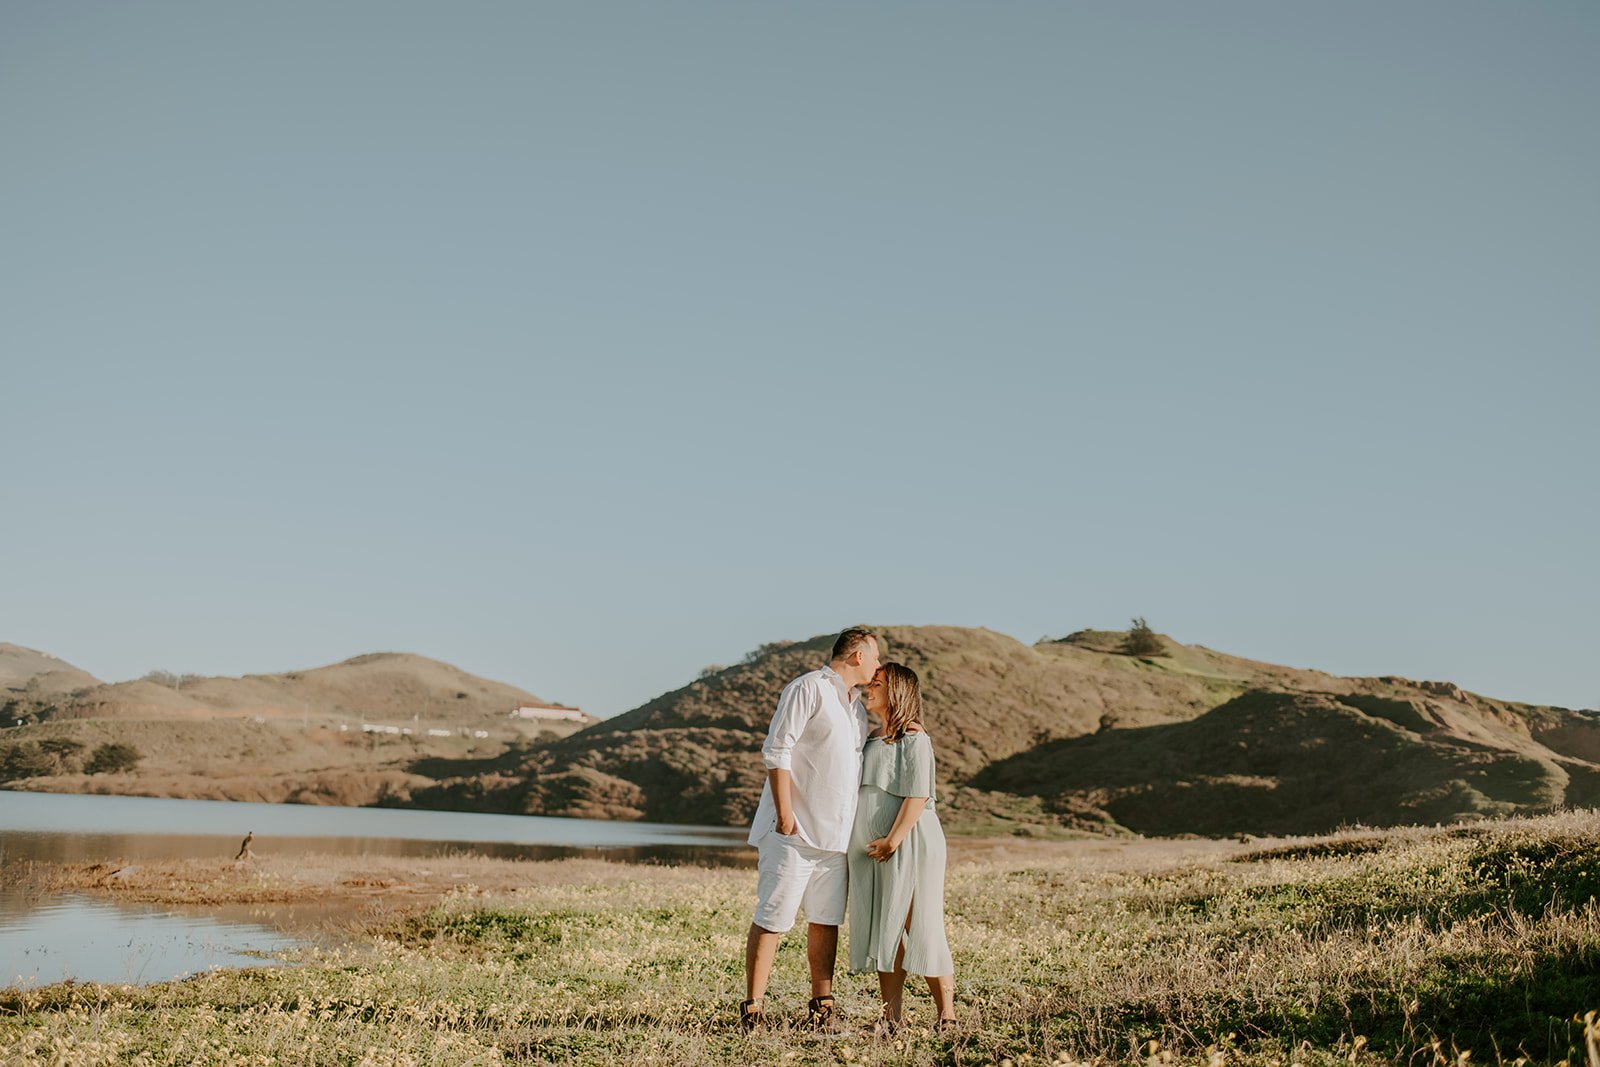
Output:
top-left (2, 649), bottom-right (576, 727)
top-left (0, 643), bottom-right (101, 696)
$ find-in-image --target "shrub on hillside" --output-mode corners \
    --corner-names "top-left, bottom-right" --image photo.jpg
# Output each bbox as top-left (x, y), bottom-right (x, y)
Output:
top-left (1121, 617), bottom-right (1164, 656)
top-left (86, 741), bottom-right (143, 775)
top-left (1, 741), bottom-right (55, 780)
top-left (140, 670), bottom-right (200, 689)
top-left (39, 737), bottom-right (85, 764)
top-left (2, 698), bottom-right (49, 727)
top-left (741, 639), bottom-right (796, 665)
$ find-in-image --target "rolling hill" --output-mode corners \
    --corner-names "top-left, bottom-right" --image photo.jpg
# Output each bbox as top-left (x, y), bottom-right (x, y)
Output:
top-left (404, 625), bottom-right (1600, 835)
top-left (7, 629), bottom-right (1595, 837)
top-left (4, 649), bottom-right (570, 726)
top-left (0, 648), bottom-right (593, 806)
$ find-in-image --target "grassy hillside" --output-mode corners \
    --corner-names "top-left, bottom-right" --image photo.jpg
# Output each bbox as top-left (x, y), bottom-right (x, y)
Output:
top-left (5, 810), bottom-right (1598, 1065)
top-left (453, 626), bottom-right (1599, 835)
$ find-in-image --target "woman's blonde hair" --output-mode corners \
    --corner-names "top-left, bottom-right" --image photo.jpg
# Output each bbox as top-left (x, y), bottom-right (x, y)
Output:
top-left (877, 661), bottom-right (923, 743)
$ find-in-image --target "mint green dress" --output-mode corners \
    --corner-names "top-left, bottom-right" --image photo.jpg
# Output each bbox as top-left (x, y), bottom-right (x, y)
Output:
top-left (847, 732), bottom-right (954, 977)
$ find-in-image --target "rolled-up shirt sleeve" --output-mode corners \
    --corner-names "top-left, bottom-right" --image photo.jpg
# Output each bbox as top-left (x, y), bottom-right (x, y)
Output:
top-left (761, 678), bottom-right (817, 771)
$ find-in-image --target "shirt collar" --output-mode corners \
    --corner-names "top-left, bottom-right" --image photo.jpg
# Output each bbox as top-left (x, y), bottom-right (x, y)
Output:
top-left (819, 665), bottom-right (855, 700)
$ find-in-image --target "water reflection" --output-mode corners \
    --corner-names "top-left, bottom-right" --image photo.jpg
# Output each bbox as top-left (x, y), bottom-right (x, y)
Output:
top-left (0, 830), bottom-right (753, 868)
top-left (0, 791), bottom-right (749, 853)
top-left (0, 887), bottom-right (296, 989)
top-left (0, 790), bottom-right (753, 868)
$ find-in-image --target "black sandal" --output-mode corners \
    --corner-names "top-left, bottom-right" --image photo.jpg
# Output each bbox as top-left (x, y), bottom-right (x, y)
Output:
top-left (808, 994), bottom-right (840, 1032)
top-left (738, 998), bottom-right (765, 1033)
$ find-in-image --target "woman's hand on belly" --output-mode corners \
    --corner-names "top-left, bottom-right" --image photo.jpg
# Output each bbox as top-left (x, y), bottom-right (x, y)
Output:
top-left (866, 836), bottom-right (899, 862)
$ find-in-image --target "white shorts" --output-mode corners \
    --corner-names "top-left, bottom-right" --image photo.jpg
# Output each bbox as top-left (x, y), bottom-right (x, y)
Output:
top-left (752, 833), bottom-right (848, 933)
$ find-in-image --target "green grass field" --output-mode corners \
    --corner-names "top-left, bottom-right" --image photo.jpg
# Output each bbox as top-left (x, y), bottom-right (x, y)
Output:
top-left (4, 811), bottom-right (1599, 1066)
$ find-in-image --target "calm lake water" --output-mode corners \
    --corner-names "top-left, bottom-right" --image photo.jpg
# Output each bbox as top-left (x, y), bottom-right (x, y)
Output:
top-left (0, 790), bottom-right (751, 989)
top-left (0, 790), bottom-right (749, 862)
top-left (0, 888), bottom-right (298, 989)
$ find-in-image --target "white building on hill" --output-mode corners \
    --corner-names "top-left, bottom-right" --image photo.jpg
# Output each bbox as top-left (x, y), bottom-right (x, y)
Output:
top-left (510, 703), bottom-right (586, 723)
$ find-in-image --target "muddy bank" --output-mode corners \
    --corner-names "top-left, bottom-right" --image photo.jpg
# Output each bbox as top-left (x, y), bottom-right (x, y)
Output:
top-left (11, 769), bottom-right (432, 807)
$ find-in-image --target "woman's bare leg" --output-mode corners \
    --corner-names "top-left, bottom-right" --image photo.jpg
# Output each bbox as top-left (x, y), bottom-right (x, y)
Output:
top-left (925, 973), bottom-right (955, 1021)
top-left (876, 955), bottom-right (907, 1024)
top-left (877, 902), bottom-right (916, 1024)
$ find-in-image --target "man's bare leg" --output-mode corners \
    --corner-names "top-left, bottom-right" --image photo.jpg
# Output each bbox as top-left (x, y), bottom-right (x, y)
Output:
top-left (745, 923), bottom-right (782, 1004)
top-left (806, 923), bottom-right (838, 998)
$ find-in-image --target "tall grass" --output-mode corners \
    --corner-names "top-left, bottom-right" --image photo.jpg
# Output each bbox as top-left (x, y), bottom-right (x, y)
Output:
top-left (3, 812), bottom-right (1599, 1066)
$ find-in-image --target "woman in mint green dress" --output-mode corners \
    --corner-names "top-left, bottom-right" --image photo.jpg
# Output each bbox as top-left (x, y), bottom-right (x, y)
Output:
top-left (849, 662), bottom-right (956, 1031)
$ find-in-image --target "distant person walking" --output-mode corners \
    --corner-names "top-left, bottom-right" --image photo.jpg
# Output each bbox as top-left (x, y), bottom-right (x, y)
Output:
top-left (849, 662), bottom-right (956, 1032)
top-left (740, 627), bottom-right (880, 1032)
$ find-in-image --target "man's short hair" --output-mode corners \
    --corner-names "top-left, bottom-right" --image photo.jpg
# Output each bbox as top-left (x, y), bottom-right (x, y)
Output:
top-left (831, 626), bottom-right (878, 661)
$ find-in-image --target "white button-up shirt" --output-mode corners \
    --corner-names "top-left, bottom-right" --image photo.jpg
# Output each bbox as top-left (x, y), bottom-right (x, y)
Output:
top-left (747, 665), bottom-right (869, 852)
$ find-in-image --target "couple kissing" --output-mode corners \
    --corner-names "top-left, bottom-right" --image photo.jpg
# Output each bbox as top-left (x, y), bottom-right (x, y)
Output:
top-left (740, 627), bottom-right (956, 1036)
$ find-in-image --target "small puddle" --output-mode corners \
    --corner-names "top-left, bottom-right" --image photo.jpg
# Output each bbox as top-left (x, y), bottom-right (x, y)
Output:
top-left (0, 887), bottom-right (300, 989)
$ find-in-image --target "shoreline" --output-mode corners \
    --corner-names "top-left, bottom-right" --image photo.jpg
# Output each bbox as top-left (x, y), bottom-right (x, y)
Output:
top-left (1, 832), bottom-right (1257, 939)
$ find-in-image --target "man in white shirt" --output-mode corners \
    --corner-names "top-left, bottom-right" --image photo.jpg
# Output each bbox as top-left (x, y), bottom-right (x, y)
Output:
top-left (740, 626), bottom-right (880, 1032)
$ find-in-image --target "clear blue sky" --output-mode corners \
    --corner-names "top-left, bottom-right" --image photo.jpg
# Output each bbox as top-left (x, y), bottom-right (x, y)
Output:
top-left (3, 2), bottom-right (1596, 716)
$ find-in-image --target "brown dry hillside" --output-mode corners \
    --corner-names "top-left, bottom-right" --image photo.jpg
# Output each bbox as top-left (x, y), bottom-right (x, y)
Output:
top-left (0, 644), bottom-right (101, 699)
top-left (411, 624), bottom-right (1356, 826)
top-left (10, 651), bottom-right (573, 726)
top-left (8, 631), bottom-right (1595, 836)
top-left (973, 688), bottom-right (1599, 835)
top-left (0, 650), bottom-right (593, 807)
top-left (406, 625), bottom-right (1600, 835)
